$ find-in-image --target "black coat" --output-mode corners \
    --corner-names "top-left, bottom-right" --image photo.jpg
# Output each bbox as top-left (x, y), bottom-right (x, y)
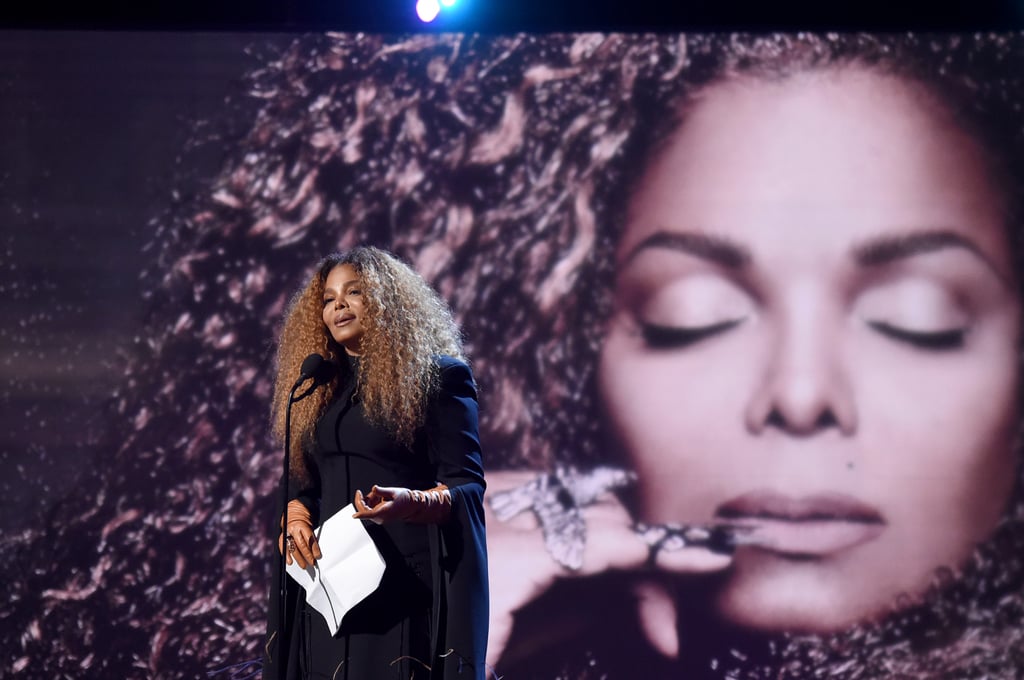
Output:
top-left (263, 355), bottom-right (489, 679)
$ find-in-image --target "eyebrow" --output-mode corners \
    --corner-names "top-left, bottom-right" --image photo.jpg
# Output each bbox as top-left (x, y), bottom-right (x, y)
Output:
top-left (853, 229), bottom-right (1007, 281)
top-left (622, 231), bottom-right (752, 269)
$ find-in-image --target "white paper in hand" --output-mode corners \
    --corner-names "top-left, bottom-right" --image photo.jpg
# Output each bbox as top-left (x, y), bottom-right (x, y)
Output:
top-left (285, 503), bottom-right (386, 636)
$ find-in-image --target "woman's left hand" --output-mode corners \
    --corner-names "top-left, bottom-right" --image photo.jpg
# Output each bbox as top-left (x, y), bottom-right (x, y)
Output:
top-left (352, 485), bottom-right (414, 524)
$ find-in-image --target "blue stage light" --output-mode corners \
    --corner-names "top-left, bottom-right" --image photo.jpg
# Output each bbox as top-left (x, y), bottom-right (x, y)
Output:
top-left (416, 0), bottom-right (441, 22)
top-left (439, 0), bottom-right (456, 7)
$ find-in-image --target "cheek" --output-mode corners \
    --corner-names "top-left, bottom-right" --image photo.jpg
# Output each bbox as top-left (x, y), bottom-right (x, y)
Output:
top-left (856, 316), bottom-right (1017, 457)
top-left (855, 337), bottom-right (1019, 538)
top-left (599, 324), bottom-right (761, 518)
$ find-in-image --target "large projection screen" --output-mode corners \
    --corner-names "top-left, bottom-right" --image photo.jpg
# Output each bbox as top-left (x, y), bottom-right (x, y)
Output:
top-left (4, 31), bottom-right (1024, 679)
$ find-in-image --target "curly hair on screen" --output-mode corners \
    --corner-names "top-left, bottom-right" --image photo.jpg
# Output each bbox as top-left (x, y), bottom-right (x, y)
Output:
top-left (271, 246), bottom-right (463, 477)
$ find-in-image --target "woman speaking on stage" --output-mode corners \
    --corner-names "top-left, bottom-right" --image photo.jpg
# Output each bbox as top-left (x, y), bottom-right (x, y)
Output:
top-left (262, 246), bottom-right (488, 680)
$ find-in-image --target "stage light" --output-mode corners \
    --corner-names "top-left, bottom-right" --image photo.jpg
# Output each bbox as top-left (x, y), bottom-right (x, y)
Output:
top-left (439, 0), bottom-right (456, 7)
top-left (416, 0), bottom-right (441, 22)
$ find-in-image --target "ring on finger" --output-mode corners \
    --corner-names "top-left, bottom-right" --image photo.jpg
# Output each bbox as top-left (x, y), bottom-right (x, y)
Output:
top-left (486, 466), bottom-right (637, 571)
top-left (635, 522), bottom-right (735, 566)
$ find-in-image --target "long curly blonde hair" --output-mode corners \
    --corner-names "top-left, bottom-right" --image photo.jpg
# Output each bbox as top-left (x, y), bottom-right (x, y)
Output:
top-left (271, 246), bottom-right (464, 478)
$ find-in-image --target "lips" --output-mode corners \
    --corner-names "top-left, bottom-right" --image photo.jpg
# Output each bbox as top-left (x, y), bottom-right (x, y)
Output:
top-left (333, 314), bottom-right (355, 326)
top-left (716, 490), bottom-right (885, 557)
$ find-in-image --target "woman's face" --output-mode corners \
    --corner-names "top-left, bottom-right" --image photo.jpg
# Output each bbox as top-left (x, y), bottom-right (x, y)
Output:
top-left (599, 67), bottom-right (1021, 632)
top-left (322, 264), bottom-right (367, 356)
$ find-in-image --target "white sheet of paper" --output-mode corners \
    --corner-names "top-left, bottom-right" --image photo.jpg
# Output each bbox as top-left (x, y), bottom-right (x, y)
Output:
top-left (285, 503), bottom-right (386, 636)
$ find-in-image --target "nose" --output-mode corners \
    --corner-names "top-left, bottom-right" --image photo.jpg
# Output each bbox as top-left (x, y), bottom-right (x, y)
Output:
top-left (745, 308), bottom-right (857, 437)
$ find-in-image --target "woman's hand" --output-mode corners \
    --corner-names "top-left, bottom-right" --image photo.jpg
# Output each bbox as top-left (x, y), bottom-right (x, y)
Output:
top-left (352, 485), bottom-right (414, 524)
top-left (278, 499), bottom-right (322, 569)
top-left (484, 470), bottom-right (734, 668)
top-left (352, 484), bottom-right (452, 524)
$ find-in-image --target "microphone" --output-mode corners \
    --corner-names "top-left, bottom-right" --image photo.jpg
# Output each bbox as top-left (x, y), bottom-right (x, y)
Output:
top-left (291, 353), bottom-right (337, 393)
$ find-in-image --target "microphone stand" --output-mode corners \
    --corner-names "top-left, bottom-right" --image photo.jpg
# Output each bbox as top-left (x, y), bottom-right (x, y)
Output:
top-left (277, 378), bottom-right (306, 680)
top-left (274, 353), bottom-right (335, 678)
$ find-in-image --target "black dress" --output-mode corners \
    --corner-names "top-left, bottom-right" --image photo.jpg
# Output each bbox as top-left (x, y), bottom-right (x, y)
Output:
top-left (263, 354), bottom-right (489, 680)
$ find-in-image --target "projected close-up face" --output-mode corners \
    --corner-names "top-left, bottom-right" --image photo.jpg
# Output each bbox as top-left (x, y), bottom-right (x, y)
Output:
top-left (600, 66), bottom-right (1022, 631)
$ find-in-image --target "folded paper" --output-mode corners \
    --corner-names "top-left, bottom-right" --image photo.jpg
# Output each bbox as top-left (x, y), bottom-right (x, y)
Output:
top-left (285, 503), bottom-right (386, 636)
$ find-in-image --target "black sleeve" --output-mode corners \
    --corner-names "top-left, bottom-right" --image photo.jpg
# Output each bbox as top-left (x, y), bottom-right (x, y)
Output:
top-left (430, 359), bottom-right (486, 507)
top-left (427, 358), bottom-right (490, 679)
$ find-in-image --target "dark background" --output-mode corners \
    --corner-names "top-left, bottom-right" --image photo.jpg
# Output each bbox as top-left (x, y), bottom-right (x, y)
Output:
top-left (2, 0), bottom-right (1024, 31)
top-left (0, 31), bottom-right (290, 533)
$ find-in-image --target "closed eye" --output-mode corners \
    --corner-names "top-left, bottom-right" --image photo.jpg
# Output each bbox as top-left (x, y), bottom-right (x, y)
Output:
top-left (867, 320), bottom-right (966, 351)
top-left (640, 318), bottom-right (744, 349)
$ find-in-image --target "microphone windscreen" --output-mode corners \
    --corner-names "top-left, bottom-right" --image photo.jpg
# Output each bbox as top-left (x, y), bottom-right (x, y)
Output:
top-left (298, 353), bottom-right (325, 380)
top-left (312, 357), bottom-right (338, 385)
